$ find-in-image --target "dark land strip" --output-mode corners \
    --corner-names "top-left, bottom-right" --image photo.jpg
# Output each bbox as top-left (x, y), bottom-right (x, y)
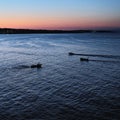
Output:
top-left (0, 28), bottom-right (116, 34)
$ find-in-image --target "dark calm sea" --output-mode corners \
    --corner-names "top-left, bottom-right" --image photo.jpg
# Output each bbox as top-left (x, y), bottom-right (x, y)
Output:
top-left (0, 33), bottom-right (120, 120)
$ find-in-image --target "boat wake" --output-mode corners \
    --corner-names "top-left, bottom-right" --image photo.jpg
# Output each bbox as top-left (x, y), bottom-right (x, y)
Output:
top-left (89, 59), bottom-right (120, 63)
top-left (69, 52), bottom-right (120, 59)
top-left (14, 63), bottom-right (42, 69)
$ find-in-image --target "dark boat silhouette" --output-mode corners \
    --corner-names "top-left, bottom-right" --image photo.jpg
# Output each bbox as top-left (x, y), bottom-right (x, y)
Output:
top-left (68, 52), bottom-right (75, 55)
top-left (80, 58), bottom-right (89, 61)
top-left (31, 63), bottom-right (42, 68)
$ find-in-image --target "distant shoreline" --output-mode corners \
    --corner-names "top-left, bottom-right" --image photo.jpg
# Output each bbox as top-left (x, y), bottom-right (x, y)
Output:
top-left (0, 28), bottom-right (117, 34)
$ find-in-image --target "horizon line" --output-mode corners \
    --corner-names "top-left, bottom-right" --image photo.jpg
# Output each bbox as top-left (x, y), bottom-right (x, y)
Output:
top-left (0, 28), bottom-right (119, 34)
top-left (0, 27), bottom-right (120, 31)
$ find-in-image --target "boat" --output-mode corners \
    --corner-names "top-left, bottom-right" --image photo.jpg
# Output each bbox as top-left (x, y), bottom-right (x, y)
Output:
top-left (69, 52), bottom-right (75, 55)
top-left (31, 63), bottom-right (42, 68)
top-left (80, 58), bottom-right (89, 61)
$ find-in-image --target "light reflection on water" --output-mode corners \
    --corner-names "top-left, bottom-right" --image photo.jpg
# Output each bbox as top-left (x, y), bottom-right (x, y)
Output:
top-left (0, 33), bottom-right (120, 120)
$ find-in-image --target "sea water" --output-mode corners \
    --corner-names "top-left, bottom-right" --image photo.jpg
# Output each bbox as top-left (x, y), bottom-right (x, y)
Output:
top-left (0, 33), bottom-right (120, 120)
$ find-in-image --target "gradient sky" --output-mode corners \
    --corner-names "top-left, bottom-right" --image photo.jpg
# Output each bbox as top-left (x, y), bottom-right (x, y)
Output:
top-left (0, 0), bottom-right (120, 30)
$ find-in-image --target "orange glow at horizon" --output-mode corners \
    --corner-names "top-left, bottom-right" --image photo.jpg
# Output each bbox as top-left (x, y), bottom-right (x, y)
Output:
top-left (0, 16), bottom-right (120, 30)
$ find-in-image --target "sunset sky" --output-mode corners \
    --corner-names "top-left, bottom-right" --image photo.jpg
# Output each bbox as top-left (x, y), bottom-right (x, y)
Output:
top-left (0, 0), bottom-right (120, 30)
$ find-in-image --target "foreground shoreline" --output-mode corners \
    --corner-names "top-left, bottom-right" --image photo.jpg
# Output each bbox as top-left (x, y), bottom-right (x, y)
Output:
top-left (0, 28), bottom-right (116, 34)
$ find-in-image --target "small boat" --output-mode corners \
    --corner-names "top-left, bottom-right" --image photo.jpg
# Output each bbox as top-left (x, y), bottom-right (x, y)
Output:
top-left (31, 63), bottom-right (42, 68)
top-left (69, 52), bottom-right (75, 55)
top-left (80, 58), bottom-right (89, 61)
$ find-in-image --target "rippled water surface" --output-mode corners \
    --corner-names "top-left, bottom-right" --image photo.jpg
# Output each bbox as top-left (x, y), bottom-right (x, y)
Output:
top-left (0, 33), bottom-right (120, 120)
